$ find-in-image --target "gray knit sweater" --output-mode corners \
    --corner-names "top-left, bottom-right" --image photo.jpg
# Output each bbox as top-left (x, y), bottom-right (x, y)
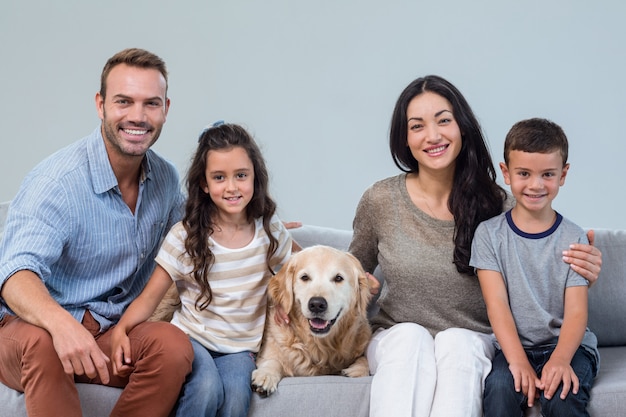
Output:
top-left (349, 174), bottom-right (512, 336)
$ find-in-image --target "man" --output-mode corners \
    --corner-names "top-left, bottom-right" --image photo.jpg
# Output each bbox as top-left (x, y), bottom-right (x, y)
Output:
top-left (0, 48), bottom-right (193, 417)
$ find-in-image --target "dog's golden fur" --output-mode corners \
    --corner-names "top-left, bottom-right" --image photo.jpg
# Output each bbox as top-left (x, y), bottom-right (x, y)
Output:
top-left (251, 245), bottom-right (372, 396)
top-left (148, 282), bottom-right (179, 322)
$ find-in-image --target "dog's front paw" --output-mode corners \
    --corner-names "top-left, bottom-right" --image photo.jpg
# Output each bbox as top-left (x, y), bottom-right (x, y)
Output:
top-left (251, 368), bottom-right (282, 397)
top-left (341, 356), bottom-right (370, 378)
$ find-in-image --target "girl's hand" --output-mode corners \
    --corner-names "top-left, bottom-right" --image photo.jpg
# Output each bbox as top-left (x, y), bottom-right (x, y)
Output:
top-left (367, 272), bottom-right (380, 296)
top-left (562, 230), bottom-right (602, 286)
top-left (110, 326), bottom-right (133, 378)
top-left (273, 304), bottom-right (289, 326)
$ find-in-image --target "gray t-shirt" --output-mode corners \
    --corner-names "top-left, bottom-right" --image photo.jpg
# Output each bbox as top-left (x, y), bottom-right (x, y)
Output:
top-left (349, 174), bottom-right (514, 336)
top-left (470, 210), bottom-right (598, 361)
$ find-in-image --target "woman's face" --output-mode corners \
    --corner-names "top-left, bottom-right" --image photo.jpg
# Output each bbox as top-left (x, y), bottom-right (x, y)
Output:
top-left (406, 92), bottom-right (462, 174)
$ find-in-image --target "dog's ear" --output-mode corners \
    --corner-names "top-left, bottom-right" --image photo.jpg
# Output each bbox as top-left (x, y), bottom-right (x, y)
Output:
top-left (346, 252), bottom-right (372, 316)
top-left (269, 257), bottom-right (296, 314)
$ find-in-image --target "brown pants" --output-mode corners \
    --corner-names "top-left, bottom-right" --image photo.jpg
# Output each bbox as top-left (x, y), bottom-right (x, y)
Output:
top-left (0, 312), bottom-right (193, 417)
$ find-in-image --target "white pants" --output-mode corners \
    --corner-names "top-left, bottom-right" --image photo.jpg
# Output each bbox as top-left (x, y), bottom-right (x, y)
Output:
top-left (367, 324), bottom-right (495, 417)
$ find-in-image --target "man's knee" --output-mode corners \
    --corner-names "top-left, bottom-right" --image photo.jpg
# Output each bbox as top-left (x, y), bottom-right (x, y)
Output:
top-left (0, 317), bottom-right (69, 391)
top-left (131, 321), bottom-right (193, 374)
top-left (7, 319), bottom-right (62, 367)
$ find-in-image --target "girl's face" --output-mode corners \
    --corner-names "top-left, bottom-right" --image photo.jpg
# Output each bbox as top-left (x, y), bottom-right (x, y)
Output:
top-left (203, 146), bottom-right (255, 221)
top-left (406, 92), bottom-right (462, 175)
top-left (500, 150), bottom-right (569, 215)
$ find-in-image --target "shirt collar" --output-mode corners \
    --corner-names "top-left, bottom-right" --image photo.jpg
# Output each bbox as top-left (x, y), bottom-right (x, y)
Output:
top-left (87, 126), bottom-right (152, 194)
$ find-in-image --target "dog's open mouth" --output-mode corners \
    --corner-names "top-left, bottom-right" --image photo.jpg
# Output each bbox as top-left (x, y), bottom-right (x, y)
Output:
top-left (308, 310), bottom-right (341, 334)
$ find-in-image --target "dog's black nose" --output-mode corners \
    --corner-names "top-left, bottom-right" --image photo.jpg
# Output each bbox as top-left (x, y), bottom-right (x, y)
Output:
top-left (308, 297), bottom-right (327, 313)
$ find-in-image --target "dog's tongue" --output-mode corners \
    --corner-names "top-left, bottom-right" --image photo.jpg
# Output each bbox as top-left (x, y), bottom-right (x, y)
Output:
top-left (309, 318), bottom-right (329, 329)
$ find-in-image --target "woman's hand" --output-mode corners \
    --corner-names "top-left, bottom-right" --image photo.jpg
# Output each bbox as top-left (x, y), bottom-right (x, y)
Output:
top-left (562, 230), bottom-right (602, 286)
top-left (282, 221), bottom-right (302, 229)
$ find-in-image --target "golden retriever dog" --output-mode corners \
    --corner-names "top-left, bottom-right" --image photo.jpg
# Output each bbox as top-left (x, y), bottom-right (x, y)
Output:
top-left (251, 245), bottom-right (372, 397)
top-left (148, 282), bottom-right (179, 322)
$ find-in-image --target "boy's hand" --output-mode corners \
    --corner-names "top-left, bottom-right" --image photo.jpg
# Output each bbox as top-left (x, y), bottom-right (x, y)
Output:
top-left (541, 357), bottom-right (579, 400)
top-left (508, 360), bottom-right (543, 407)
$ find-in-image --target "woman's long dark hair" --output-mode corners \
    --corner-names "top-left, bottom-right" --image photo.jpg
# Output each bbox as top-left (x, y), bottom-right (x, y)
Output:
top-left (389, 75), bottom-right (506, 275)
top-left (184, 123), bottom-right (279, 310)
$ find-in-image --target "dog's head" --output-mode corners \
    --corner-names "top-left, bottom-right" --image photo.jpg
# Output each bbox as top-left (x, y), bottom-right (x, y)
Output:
top-left (269, 245), bottom-right (371, 337)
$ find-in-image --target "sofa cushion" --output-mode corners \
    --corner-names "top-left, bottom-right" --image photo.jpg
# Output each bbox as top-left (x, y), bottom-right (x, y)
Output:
top-left (586, 229), bottom-right (626, 347)
top-left (249, 376), bottom-right (371, 417)
top-left (0, 383), bottom-right (121, 417)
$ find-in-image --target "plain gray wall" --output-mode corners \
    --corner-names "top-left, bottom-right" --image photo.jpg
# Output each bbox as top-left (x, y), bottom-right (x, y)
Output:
top-left (1, 0), bottom-right (624, 231)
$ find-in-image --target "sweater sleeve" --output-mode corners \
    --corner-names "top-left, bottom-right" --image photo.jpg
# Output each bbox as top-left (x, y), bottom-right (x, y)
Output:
top-left (349, 184), bottom-right (380, 274)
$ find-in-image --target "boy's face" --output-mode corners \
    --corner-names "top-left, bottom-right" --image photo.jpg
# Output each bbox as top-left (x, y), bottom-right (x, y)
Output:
top-left (500, 150), bottom-right (569, 214)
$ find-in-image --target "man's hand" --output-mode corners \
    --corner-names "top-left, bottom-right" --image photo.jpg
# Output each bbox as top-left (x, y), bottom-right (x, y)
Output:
top-left (49, 317), bottom-right (111, 383)
top-left (282, 221), bottom-right (302, 230)
top-left (1, 270), bottom-right (111, 383)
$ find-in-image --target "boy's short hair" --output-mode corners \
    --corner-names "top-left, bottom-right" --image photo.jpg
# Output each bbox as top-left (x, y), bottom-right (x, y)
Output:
top-left (503, 118), bottom-right (568, 166)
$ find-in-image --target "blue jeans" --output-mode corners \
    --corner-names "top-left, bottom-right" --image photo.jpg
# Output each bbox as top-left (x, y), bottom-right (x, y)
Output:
top-left (484, 346), bottom-right (597, 417)
top-left (175, 337), bottom-right (257, 417)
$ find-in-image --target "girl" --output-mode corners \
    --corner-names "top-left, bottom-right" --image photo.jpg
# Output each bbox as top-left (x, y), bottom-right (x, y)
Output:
top-left (111, 122), bottom-right (293, 417)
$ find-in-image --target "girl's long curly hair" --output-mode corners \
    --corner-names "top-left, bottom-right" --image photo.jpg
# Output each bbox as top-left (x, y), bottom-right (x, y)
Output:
top-left (389, 75), bottom-right (507, 275)
top-left (184, 123), bottom-right (279, 310)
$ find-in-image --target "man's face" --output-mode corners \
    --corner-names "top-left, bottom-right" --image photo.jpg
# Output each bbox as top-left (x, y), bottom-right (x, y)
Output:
top-left (96, 64), bottom-right (169, 160)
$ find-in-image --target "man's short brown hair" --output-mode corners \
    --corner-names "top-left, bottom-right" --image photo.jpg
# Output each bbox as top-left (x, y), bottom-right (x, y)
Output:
top-left (99, 48), bottom-right (168, 99)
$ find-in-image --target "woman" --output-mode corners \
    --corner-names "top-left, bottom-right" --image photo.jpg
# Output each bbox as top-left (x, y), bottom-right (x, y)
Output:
top-left (349, 75), bottom-right (602, 417)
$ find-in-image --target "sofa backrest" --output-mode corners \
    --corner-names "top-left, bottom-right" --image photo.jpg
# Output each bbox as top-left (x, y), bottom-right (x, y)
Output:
top-left (289, 224), bottom-right (353, 251)
top-left (291, 225), bottom-right (626, 348)
top-left (586, 228), bottom-right (626, 347)
top-left (2, 208), bottom-right (623, 347)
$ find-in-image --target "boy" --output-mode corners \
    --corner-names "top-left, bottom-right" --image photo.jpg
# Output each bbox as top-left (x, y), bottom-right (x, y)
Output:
top-left (470, 118), bottom-right (598, 416)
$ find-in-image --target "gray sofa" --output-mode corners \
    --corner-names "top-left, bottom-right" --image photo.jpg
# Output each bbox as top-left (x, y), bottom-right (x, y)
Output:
top-left (0, 199), bottom-right (625, 416)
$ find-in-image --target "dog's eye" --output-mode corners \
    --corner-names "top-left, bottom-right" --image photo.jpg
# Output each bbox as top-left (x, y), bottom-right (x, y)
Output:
top-left (300, 274), bottom-right (310, 282)
top-left (333, 275), bottom-right (344, 283)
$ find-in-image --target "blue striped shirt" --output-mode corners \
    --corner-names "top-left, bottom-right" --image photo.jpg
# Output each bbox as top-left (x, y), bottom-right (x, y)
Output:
top-left (0, 127), bottom-right (184, 331)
